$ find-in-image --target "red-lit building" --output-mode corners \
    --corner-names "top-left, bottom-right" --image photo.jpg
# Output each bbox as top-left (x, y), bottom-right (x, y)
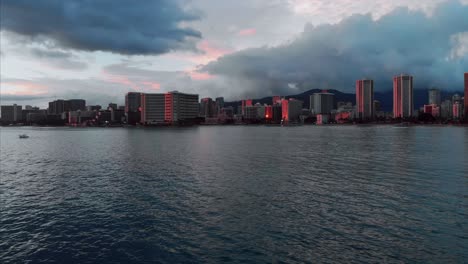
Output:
top-left (272, 96), bottom-right (281, 105)
top-left (316, 114), bottom-right (329, 125)
top-left (165, 93), bottom-right (174, 122)
top-left (453, 102), bottom-right (462, 119)
top-left (281, 98), bottom-right (303, 123)
top-left (423, 104), bottom-right (440, 118)
top-left (281, 99), bottom-right (288, 121)
top-left (265, 105), bottom-right (273, 120)
top-left (393, 74), bottom-right (414, 118)
top-left (241, 99), bottom-right (253, 116)
top-left (356, 79), bottom-right (374, 120)
top-left (464, 72), bottom-right (468, 117)
top-left (140, 92), bottom-right (199, 125)
top-left (335, 112), bottom-right (352, 123)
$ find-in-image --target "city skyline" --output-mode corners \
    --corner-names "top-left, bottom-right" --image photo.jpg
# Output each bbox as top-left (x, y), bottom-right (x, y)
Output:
top-left (1, 0), bottom-right (468, 108)
top-left (1, 72), bottom-right (467, 126)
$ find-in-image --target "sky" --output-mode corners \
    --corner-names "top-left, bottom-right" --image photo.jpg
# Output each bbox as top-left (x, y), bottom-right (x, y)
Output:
top-left (1, 0), bottom-right (468, 108)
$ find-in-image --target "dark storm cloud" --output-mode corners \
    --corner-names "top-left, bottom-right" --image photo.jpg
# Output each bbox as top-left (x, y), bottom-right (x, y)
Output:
top-left (0, 0), bottom-right (202, 55)
top-left (202, 1), bottom-right (468, 94)
top-left (29, 48), bottom-right (88, 70)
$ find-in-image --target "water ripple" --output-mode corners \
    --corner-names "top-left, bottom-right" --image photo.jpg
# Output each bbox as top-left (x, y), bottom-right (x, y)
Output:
top-left (1, 126), bottom-right (467, 263)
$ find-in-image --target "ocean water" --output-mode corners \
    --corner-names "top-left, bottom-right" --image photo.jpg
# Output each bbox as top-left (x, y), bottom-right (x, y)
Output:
top-left (1, 126), bottom-right (467, 263)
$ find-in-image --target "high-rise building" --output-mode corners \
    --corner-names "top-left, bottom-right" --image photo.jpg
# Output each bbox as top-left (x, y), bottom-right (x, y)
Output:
top-left (108, 103), bottom-right (118, 110)
top-left (215, 97), bottom-right (224, 114)
top-left (452, 93), bottom-right (462, 104)
top-left (48, 99), bottom-right (85, 114)
top-left (281, 98), bottom-right (303, 122)
top-left (272, 96), bottom-right (281, 105)
top-left (125, 92), bottom-right (141, 112)
top-left (310, 91), bottom-right (334, 114)
top-left (68, 99), bottom-right (86, 111)
top-left (269, 105), bottom-right (281, 123)
top-left (48, 100), bottom-right (69, 114)
top-left (453, 102), bottom-right (463, 119)
top-left (241, 99), bottom-right (253, 115)
top-left (168, 91), bottom-right (199, 122)
top-left (141, 93), bottom-right (165, 124)
top-left (428, 88), bottom-right (441, 106)
top-left (0, 104), bottom-right (22, 122)
top-left (356, 79), bottom-right (374, 120)
top-left (244, 104), bottom-right (266, 120)
top-left (464, 73), bottom-right (468, 117)
top-left (265, 105), bottom-right (273, 120)
top-left (140, 92), bottom-right (198, 125)
top-left (125, 92), bottom-right (142, 125)
top-left (373, 100), bottom-right (381, 112)
top-left (393, 74), bottom-right (414, 118)
top-left (440, 99), bottom-right (452, 119)
top-left (200, 97), bottom-right (216, 118)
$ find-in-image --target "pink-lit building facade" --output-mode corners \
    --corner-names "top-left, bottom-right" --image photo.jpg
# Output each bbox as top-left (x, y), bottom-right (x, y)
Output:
top-left (356, 79), bottom-right (374, 120)
top-left (453, 102), bottom-right (463, 119)
top-left (272, 96), bottom-right (281, 105)
top-left (241, 99), bottom-right (253, 115)
top-left (281, 98), bottom-right (303, 123)
top-left (140, 91), bottom-right (199, 125)
top-left (393, 74), bottom-right (414, 118)
top-left (423, 104), bottom-right (440, 118)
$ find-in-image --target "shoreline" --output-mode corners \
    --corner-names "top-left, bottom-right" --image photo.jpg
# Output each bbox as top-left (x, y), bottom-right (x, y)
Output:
top-left (1, 123), bottom-right (468, 128)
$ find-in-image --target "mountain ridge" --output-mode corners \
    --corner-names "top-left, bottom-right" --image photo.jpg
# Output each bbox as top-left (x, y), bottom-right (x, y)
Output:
top-left (225, 89), bottom-right (464, 112)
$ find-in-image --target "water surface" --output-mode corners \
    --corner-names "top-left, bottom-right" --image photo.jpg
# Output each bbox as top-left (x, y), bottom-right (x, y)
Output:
top-left (1, 126), bottom-right (467, 263)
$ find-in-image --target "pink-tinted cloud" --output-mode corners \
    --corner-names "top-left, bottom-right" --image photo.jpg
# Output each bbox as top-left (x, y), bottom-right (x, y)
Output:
top-left (101, 70), bottom-right (162, 91)
top-left (187, 40), bottom-right (232, 65)
top-left (0, 81), bottom-right (48, 95)
top-left (187, 70), bottom-right (214, 80)
top-left (238, 28), bottom-right (257, 36)
top-left (141, 81), bottom-right (161, 90)
top-left (101, 70), bottom-right (141, 90)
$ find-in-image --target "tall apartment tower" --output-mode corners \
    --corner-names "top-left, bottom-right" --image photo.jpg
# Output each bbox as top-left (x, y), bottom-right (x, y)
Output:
top-left (428, 88), bottom-right (441, 106)
top-left (241, 99), bottom-right (253, 115)
top-left (310, 91), bottom-right (334, 114)
top-left (464, 72), bottom-right (468, 117)
top-left (393, 74), bottom-right (414, 118)
top-left (215, 97), bottom-right (224, 114)
top-left (125, 92), bottom-right (142, 125)
top-left (272, 96), bottom-right (281, 105)
top-left (356, 79), bottom-right (374, 120)
top-left (200, 97), bottom-right (216, 118)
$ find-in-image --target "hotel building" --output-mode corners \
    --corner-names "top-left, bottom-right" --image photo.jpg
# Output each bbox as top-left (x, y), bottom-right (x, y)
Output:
top-left (393, 74), bottom-right (414, 118)
top-left (356, 79), bottom-right (374, 120)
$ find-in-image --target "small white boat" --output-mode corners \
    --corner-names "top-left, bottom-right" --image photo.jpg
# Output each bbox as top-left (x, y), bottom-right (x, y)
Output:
top-left (19, 134), bottom-right (29, 139)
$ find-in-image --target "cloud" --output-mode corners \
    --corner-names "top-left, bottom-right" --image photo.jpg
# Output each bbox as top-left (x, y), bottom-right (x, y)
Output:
top-left (238, 28), bottom-right (257, 36)
top-left (29, 48), bottom-right (88, 70)
top-left (0, 79), bottom-right (48, 95)
top-left (0, 0), bottom-right (202, 55)
top-left (182, 40), bottom-right (233, 65)
top-left (0, 94), bottom-right (48, 102)
top-left (202, 0), bottom-right (468, 96)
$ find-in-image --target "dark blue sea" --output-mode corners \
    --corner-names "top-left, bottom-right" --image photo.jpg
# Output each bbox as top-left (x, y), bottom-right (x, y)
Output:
top-left (1, 126), bottom-right (467, 263)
